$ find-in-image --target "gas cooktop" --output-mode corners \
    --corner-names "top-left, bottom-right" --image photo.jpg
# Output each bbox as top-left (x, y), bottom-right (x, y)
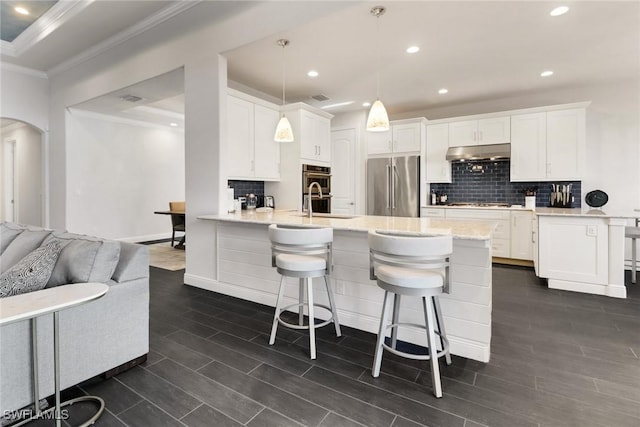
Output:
top-left (447, 202), bottom-right (512, 207)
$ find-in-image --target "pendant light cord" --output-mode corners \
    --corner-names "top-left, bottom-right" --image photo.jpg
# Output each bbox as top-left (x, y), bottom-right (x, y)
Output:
top-left (281, 42), bottom-right (286, 106)
top-left (376, 13), bottom-right (381, 100)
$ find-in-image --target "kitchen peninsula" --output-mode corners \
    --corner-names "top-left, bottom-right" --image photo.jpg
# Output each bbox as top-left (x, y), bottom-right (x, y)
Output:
top-left (197, 210), bottom-right (494, 362)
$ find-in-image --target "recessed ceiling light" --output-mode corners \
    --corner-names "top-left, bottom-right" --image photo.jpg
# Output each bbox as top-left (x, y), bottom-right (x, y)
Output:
top-left (307, 70), bottom-right (319, 78)
top-left (169, 122), bottom-right (178, 127)
top-left (362, 102), bottom-right (371, 107)
top-left (438, 88), bottom-right (449, 94)
top-left (540, 70), bottom-right (554, 77)
top-left (15, 6), bottom-right (29, 15)
top-left (550, 6), bottom-right (569, 16)
top-left (406, 46), bottom-right (420, 54)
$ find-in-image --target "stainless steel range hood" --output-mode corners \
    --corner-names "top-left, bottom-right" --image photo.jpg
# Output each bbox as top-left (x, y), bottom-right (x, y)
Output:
top-left (446, 143), bottom-right (510, 162)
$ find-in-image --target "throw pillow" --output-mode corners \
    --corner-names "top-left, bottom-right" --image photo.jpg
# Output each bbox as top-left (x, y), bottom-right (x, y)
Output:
top-left (0, 239), bottom-right (65, 298)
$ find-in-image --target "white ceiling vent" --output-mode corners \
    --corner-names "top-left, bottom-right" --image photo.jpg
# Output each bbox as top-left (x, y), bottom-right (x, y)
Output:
top-left (120, 94), bottom-right (143, 103)
top-left (311, 94), bottom-right (330, 102)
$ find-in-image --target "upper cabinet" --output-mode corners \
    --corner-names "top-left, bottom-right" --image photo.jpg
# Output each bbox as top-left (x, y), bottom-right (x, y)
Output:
top-left (425, 123), bottom-right (451, 183)
top-left (227, 92), bottom-right (280, 181)
top-left (448, 116), bottom-right (510, 146)
top-left (367, 118), bottom-right (425, 156)
top-left (511, 108), bottom-right (586, 181)
top-left (298, 110), bottom-right (331, 164)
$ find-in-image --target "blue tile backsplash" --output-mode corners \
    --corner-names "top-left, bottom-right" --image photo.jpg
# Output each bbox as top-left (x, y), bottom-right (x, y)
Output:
top-left (228, 180), bottom-right (264, 198)
top-left (429, 161), bottom-right (581, 207)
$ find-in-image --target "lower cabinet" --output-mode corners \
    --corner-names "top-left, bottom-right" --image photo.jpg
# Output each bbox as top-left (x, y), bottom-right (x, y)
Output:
top-left (421, 208), bottom-right (534, 260)
top-left (538, 216), bottom-right (609, 285)
top-left (444, 209), bottom-right (511, 258)
top-left (510, 211), bottom-right (533, 261)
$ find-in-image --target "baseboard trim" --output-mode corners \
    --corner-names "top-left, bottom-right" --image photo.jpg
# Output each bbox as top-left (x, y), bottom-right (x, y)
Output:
top-left (103, 354), bottom-right (147, 379)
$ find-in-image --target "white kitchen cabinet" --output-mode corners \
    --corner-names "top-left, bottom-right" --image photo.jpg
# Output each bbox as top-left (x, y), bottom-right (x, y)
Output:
top-left (299, 110), bottom-right (331, 164)
top-left (253, 104), bottom-right (281, 179)
top-left (510, 112), bottom-right (546, 181)
top-left (532, 215), bottom-right (539, 275)
top-left (425, 123), bottom-right (451, 183)
top-left (538, 216), bottom-right (609, 285)
top-left (227, 94), bottom-right (280, 181)
top-left (444, 209), bottom-right (511, 257)
top-left (227, 96), bottom-right (255, 178)
top-left (510, 108), bottom-right (585, 182)
top-left (420, 207), bottom-right (445, 218)
top-left (367, 119), bottom-right (424, 156)
top-left (448, 116), bottom-right (510, 147)
top-left (546, 108), bottom-right (585, 180)
top-left (510, 210), bottom-right (533, 261)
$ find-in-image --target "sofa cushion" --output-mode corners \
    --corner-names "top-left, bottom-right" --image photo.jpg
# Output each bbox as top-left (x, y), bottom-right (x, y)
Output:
top-left (0, 222), bottom-right (26, 255)
top-left (0, 239), bottom-right (65, 297)
top-left (0, 228), bottom-right (52, 273)
top-left (45, 232), bottom-right (121, 287)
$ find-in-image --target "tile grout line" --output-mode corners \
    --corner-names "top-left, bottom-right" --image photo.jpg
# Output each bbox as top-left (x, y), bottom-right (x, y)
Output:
top-left (178, 402), bottom-right (205, 421)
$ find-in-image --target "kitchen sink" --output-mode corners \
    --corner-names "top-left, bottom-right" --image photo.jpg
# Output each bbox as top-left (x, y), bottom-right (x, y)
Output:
top-left (290, 213), bottom-right (358, 219)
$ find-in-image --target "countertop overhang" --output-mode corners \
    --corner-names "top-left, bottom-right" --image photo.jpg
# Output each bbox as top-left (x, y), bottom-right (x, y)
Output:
top-left (198, 210), bottom-right (493, 240)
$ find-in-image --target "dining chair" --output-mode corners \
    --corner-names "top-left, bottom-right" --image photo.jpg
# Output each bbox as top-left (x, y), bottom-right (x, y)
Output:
top-left (169, 201), bottom-right (185, 247)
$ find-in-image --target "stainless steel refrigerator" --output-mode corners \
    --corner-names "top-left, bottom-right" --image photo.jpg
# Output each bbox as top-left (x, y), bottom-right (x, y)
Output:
top-left (367, 155), bottom-right (420, 217)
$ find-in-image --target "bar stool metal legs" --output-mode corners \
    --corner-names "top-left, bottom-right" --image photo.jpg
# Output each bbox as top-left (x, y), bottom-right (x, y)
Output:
top-left (269, 275), bottom-right (341, 360)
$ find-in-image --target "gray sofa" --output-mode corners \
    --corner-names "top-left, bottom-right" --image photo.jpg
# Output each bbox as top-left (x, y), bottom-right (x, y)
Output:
top-left (0, 221), bottom-right (149, 414)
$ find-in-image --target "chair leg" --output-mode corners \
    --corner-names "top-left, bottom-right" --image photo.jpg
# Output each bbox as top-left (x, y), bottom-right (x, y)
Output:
top-left (299, 279), bottom-right (305, 326)
top-left (391, 294), bottom-right (401, 350)
top-left (269, 276), bottom-right (286, 345)
top-left (307, 278), bottom-right (316, 360)
top-left (432, 296), bottom-right (451, 365)
top-left (632, 237), bottom-right (637, 284)
top-left (171, 230), bottom-right (175, 247)
top-left (372, 290), bottom-right (392, 377)
top-left (423, 296), bottom-right (443, 398)
top-left (324, 276), bottom-right (342, 337)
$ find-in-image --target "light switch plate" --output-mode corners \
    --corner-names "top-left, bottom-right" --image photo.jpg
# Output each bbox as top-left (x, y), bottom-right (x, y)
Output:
top-left (586, 225), bottom-right (597, 236)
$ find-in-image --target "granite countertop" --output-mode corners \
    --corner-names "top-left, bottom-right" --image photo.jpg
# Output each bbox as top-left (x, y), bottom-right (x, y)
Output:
top-left (198, 210), bottom-right (493, 240)
top-left (533, 207), bottom-right (640, 218)
top-left (422, 205), bottom-right (639, 219)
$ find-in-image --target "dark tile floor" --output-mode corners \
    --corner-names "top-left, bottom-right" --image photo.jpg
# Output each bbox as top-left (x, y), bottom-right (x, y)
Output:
top-left (33, 266), bottom-right (640, 427)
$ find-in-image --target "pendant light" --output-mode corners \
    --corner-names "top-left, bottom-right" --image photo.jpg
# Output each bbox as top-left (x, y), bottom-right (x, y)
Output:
top-left (274, 39), bottom-right (294, 142)
top-left (366, 6), bottom-right (390, 132)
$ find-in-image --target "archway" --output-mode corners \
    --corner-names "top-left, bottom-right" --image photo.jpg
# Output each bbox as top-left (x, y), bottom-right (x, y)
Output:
top-left (0, 118), bottom-right (45, 226)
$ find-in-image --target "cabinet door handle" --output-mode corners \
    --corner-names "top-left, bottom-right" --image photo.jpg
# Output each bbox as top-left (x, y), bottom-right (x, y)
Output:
top-left (473, 131), bottom-right (477, 141)
top-left (479, 131), bottom-right (483, 141)
top-left (532, 231), bottom-right (536, 244)
top-left (318, 145), bottom-right (321, 156)
top-left (251, 160), bottom-right (254, 171)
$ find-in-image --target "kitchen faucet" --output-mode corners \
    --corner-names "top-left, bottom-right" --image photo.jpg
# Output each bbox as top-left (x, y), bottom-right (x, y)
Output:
top-left (308, 182), bottom-right (323, 218)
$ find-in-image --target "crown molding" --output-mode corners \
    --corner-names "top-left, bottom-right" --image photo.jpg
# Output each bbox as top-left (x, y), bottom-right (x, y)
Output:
top-left (49, 1), bottom-right (201, 76)
top-left (7, 0), bottom-right (95, 58)
top-left (1, 62), bottom-right (48, 79)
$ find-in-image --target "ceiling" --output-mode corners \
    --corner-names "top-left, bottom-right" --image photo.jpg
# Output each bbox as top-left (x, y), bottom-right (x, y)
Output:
top-left (1, 0), bottom-right (58, 42)
top-left (1, 1), bottom-right (639, 124)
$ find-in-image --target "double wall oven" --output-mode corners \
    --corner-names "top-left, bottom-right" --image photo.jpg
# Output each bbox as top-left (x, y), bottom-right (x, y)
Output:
top-left (302, 164), bottom-right (331, 213)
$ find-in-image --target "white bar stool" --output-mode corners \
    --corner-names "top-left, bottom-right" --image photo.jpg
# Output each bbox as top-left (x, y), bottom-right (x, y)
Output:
top-left (268, 224), bottom-right (341, 359)
top-left (368, 230), bottom-right (452, 398)
top-left (626, 216), bottom-right (640, 284)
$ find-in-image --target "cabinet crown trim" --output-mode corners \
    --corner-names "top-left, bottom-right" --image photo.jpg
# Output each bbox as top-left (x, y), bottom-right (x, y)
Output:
top-left (426, 101), bottom-right (591, 125)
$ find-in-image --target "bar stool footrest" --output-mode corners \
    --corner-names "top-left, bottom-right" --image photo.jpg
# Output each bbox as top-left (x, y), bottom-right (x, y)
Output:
top-left (382, 322), bottom-right (450, 361)
top-left (277, 302), bottom-right (336, 330)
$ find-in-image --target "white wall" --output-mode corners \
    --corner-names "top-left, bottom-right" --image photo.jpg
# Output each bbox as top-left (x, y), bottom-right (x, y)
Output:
top-left (0, 65), bottom-right (48, 132)
top-left (65, 110), bottom-right (185, 240)
top-left (0, 123), bottom-right (43, 225)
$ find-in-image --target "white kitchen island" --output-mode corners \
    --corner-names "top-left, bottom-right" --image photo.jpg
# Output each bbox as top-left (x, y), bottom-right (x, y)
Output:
top-left (535, 207), bottom-right (635, 299)
top-left (196, 210), bottom-right (494, 362)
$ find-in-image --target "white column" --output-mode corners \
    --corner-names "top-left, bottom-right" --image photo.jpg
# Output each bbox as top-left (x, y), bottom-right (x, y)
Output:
top-left (184, 55), bottom-right (228, 282)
